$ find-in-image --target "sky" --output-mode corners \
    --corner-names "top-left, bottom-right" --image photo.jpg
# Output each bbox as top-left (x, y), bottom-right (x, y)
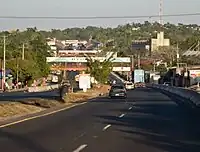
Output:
top-left (0, 0), bottom-right (199, 31)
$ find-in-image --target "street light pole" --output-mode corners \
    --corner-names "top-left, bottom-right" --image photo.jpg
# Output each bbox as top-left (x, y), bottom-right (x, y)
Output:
top-left (16, 58), bottom-right (19, 89)
top-left (3, 36), bottom-right (6, 91)
top-left (22, 43), bottom-right (25, 60)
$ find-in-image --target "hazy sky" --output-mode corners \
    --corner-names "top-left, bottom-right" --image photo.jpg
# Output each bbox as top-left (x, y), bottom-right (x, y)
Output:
top-left (0, 0), bottom-right (199, 31)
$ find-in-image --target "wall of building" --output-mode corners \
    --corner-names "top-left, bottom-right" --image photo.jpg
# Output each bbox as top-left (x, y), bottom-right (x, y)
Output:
top-left (151, 31), bottom-right (170, 51)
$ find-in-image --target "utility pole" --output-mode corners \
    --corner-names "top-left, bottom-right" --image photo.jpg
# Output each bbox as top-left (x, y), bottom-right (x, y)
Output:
top-left (130, 55), bottom-right (134, 71)
top-left (3, 36), bottom-right (6, 91)
top-left (19, 43), bottom-right (27, 60)
top-left (128, 55), bottom-right (134, 81)
top-left (0, 59), bottom-right (2, 90)
top-left (176, 43), bottom-right (180, 66)
top-left (22, 43), bottom-right (25, 60)
top-left (63, 62), bottom-right (67, 79)
top-left (137, 51), bottom-right (141, 69)
top-left (16, 58), bottom-right (19, 89)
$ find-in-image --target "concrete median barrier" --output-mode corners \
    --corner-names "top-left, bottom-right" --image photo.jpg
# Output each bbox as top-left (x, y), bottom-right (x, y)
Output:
top-left (28, 84), bottom-right (59, 92)
top-left (147, 83), bottom-right (200, 108)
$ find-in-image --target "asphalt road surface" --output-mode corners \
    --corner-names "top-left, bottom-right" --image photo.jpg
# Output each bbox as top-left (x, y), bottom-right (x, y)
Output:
top-left (0, 88), bottom-right (200, 152)
top-left (0, 87), bottom-right (80, 102)
top-left (0, 89), bottom-right (59, 102)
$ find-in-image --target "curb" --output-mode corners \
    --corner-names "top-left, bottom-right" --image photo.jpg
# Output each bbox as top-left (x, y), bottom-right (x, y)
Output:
top-left (148, 84), bottom-right (200, 108)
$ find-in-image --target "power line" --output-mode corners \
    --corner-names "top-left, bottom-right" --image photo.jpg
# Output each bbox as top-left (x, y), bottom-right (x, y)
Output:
top-left (0, 13), bottom-right (200, 20)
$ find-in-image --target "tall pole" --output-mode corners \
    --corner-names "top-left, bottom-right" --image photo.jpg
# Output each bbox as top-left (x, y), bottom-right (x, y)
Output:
top-left (16, 58), bottom-right (19, 89)
top-left (3, 36), bottom-right (6, 90)
top-left (131, 55), bottom-right (134, 71)
top-left (63, 62), bottom-right (67, 79)
top-left (138, 52), bottom-right (141, 69)
top-left (176, 43), bottom-right (179, 66)
top-left (22, 43), bottom-right (25, 60)
top-left (159, 0), bottom-right (163, 25)
top-left (1, 59), bottom-right (3, 90)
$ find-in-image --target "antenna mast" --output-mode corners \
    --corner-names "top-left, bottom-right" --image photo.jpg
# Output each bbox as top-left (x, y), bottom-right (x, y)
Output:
top-left (159, 0), bottom-right (163, 25)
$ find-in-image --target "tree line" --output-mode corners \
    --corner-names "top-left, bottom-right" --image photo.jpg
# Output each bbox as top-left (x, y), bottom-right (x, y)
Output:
top-left (0, 21), bottom-right (199, 85)
top-left (0, 28), bottom-right (50, 85)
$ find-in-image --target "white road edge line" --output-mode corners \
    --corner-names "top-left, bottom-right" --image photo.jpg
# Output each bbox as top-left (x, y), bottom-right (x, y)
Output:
top-left (103, 124), bottom-right (111, 131)
top-left (129, 107), bottom-right (132, 110)
top-left (0, 102), bottom-right (87, 128)
top-left (73, 144), bottom-right (87, 152)
top-left (119, 114), bottom-right (125, 118)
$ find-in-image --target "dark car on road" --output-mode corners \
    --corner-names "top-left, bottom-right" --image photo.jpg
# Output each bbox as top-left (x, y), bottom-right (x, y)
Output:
top-left (109, 84), bottom-right (127, 99)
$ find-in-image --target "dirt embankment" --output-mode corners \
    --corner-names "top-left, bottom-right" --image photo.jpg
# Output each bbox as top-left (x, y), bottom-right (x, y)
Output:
top-left (0, 85), bottom-right (110, 121)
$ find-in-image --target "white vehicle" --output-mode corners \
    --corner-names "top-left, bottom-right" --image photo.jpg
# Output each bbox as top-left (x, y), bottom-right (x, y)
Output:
top-left (163, 82), bottom-right (171, 86)
top-left (125, 82), bottom-right (134, 90)
top-left (52, 75), bottom-right (59, 83)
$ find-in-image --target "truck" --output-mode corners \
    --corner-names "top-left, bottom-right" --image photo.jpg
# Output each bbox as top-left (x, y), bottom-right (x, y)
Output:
top-left (133, 69), bottom-right (145, 87)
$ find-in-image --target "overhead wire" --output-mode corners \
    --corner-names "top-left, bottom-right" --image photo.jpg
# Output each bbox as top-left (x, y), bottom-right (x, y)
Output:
top-left (0, 13), bottom-right (200, 20)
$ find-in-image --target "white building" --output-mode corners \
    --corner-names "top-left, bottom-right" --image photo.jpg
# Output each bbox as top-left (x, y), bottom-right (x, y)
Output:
top-left (47, 38), bottom-right (57, 51)
top-left (63, 40), bottom-right (88, 46)
top-left (151, 31), bottom-right (170, 51)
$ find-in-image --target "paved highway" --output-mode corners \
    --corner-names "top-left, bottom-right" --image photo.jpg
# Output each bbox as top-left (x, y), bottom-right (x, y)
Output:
top-left (0, 88), bottom-right (200, 152)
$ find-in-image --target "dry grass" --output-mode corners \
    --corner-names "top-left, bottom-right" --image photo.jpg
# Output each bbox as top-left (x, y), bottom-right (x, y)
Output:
top-left (0, 102), bottom-right (44, 121)
top-left (0, 85), bottom-right (110, 121)
top-left (65, 85), bottom-right (110, 103)
top-left (20, 98), bottom-right (63, 108)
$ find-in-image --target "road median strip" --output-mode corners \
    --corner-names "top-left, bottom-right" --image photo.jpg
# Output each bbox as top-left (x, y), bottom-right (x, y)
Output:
top-left (0, 85), bottom-right (110, 126)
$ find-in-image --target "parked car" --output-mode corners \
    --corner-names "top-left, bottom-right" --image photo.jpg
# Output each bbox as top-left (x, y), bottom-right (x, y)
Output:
top-left (109, 84), bottom-right (127, 99)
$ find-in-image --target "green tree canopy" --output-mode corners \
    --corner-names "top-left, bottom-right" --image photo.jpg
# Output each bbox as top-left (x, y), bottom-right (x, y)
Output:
top-left (0, 29), bottom-right (50, 83)
top-left (1, 21), bottom-right (200, 83)
top-left (86, 58), bottom-right (113, 84)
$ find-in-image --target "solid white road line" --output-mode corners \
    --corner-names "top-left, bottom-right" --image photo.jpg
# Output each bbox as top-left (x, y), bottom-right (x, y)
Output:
top-left (103, 124), bottom-right (111, 131)
top-left (0, 102), bottom-right (87, 128)
top-left (119, 114), bottom-right (125, 118)
top-left (129, 107), bottom-right (132, 110)
top-left (73, 144), bottom-right (87, 152)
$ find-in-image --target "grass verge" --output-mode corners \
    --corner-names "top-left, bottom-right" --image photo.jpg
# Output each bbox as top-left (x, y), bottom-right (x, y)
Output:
top-left (0, 85), bottom-right (110, 122)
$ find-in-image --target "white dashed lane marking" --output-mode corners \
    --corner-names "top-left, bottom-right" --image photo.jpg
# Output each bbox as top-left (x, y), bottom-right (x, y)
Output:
top-left (73, 144), bottom-right (87, 152)
top-left (119, 114), bottom-right (125, 118)
top-left (103, 124), bottom-right (111, 131)
top-left (74, 132), bottom-right (86, 141)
